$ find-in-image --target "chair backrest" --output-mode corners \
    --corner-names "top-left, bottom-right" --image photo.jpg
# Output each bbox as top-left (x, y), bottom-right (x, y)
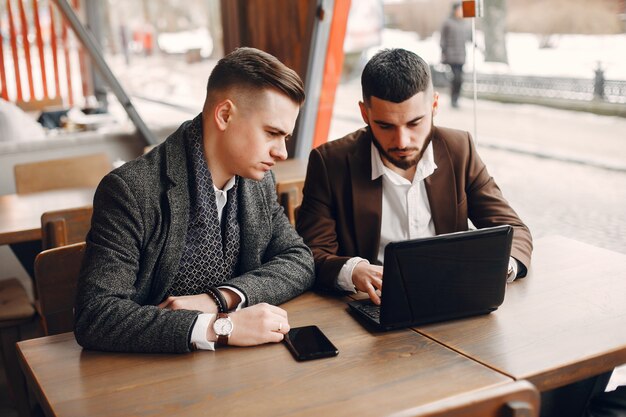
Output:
top-left (41, 206), bottom-right (93, 250)
top-left (34, 242), bottom-right (86, 336)
top-left (276, 178), bottom-right (304, 225)
top-left (14, 153), bottom-right (111, 194)
top-left (388, 380), bottom-right (540, 417)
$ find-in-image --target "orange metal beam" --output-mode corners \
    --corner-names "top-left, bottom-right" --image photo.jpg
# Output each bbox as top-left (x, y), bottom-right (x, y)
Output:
top-left (7, 0), bottom-right (24, 101)
top-left (18, 0), bottom-right (36, 99)
top-left (0, 13), bottom-right (8, 100)
top-left (61, 10), bottom-right (73, 105)
top-left (33, 0), bottom-right (49, 98)
top-left (311, 0), bottom-right (351, 148)
top-left (49, 3), bottom-right (61, 98)
top-left (73, 0), bottom-right (91, 100)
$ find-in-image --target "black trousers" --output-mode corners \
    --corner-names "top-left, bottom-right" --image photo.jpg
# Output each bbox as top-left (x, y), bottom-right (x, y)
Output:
top-left (449, 63), bottom-right (464, 106)
top-left (586, 385), bottom-right (626, 417)
top-left (541, 371), bottom-right (618, 417)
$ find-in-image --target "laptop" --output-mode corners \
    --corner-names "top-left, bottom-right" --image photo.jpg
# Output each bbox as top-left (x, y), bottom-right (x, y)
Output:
top-left (348, 225), bottom-right (513, 330)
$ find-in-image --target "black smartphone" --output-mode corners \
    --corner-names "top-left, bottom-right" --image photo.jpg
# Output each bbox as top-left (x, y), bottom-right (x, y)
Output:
top-left (284, 325), bottom-right (339, 361)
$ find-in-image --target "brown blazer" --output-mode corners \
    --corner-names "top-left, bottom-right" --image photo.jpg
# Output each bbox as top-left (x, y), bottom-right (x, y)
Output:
top-left (296, 126), bottom-right (532, 290)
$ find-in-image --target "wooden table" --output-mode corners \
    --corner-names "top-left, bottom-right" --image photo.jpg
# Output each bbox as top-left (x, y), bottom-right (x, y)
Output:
top-left (415, 236), bottom-right (626, 391)
top-left (0, 187), bottom-right (95, 246)
top-left (17, 293), bottom-right (511, 417)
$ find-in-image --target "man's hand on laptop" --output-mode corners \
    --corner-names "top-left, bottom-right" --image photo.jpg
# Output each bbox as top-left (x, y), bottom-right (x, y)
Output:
top-left (352, 263), bottom-right (384, 305)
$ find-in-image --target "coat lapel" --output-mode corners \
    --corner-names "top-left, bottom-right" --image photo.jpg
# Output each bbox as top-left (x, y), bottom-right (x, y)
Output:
top-left (236, 177), bottom-right (267, 273)
top-left (425, 128), bottom-right (457, 234)
top-left (349, 130), bottom-right (382, 263)
top-left (152, 120), bottom-right (192, 302)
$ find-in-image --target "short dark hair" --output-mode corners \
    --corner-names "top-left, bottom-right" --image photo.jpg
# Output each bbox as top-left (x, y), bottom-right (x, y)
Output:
top-left (207, 47), bottom-right (305, 105)
top-left (361, 48), bottom-right (432, 105)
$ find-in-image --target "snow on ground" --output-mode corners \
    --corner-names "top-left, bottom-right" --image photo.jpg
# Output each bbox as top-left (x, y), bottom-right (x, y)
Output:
top-left (370, 28), bottom-right (626, 80)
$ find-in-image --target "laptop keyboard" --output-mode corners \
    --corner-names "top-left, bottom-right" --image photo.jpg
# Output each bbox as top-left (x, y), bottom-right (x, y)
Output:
top-left (357, 302), bottom-right (381, 323)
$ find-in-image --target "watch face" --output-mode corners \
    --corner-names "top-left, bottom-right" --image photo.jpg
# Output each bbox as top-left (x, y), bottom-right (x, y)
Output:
top-left (214, 318), bottom-right (233, 336)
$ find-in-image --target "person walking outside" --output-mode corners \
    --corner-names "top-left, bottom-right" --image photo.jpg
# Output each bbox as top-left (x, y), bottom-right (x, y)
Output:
top-left (440, 2), bottom-right (470, 108)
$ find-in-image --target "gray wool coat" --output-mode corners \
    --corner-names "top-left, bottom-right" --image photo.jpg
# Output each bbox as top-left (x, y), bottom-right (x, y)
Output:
top-left (74, 117), bottom-right (315, 353)
top-left (440, 16), bottom-right (470, 65)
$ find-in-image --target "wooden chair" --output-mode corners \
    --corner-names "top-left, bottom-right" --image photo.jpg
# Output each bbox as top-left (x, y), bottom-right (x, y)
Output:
top-left (388, 380), bottom-right (540, 417)
top-left (41, 206), bottom-right (93, 250)
top-left (0, 278), bottom-right (36, 417)
top-left (16, 96), bottom-right (64, 112)
top-left (34, 242), bottom-right (86, 336)
top-left (14, 153), bottom-right (111, 194)
top-left (294, 205), bottom-right (301, 225)
top-left (276, 178), bottom-right (304, 225)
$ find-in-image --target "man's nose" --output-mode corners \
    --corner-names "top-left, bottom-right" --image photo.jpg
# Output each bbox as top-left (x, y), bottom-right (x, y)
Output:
top-left (271, 138), bottom-right (288, 161)
top-left (393, 128), bottom-right (411, 149)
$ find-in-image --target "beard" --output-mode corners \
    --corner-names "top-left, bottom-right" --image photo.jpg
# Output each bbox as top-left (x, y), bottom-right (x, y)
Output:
top-left (370, 120), bottom-right (435, 170)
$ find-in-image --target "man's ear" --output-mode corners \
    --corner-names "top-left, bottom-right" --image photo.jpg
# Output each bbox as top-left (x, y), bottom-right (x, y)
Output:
top-left (432, 92), bottom-right (440, 117)
top-left (214, 99), bottom-right (234, 131)
top-left (358, 101), bottom-right (370, 125)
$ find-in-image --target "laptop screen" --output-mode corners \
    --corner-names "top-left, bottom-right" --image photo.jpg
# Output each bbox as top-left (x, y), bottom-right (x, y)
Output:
top-left (379, 225), bottom-right (513, 327)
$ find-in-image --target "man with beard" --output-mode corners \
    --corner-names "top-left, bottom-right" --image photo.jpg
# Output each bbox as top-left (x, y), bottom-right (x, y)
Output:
top-left (296, 48), bottom-right (532, 303)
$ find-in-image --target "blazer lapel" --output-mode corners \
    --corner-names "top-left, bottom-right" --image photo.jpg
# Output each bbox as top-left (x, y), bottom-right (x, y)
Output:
top-left (236, 177), bottom-right (266, 274)
top-left (152, 122), bottom-right (191, 302)
top-left (425, 128), bottom-right (457, 234)
top-left (349, 131), bottom-right (382, 262)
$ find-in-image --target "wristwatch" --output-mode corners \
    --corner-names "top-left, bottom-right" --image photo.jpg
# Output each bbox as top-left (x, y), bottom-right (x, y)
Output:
top-left (213, 313), bottom-right (233, 346)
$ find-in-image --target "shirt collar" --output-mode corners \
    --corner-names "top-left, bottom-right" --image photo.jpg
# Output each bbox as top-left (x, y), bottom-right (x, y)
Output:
top-left (370, 140), bottom-right (437, 184)
top-left (214, 176), bottom-right (237, 194)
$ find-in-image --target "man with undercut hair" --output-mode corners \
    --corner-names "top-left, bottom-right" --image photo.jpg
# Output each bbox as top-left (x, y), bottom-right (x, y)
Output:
top-left (75, 47), bottom-right (314, 353)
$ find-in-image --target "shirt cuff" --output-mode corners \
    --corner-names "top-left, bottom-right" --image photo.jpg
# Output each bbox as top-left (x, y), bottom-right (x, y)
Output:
top-left (218, 285), bottom-right (246, 311)
top-left (506, 257), bottom-right (519, 283)
top-left (337, 257), bottom-right (370, 292)
top-left (191, 313), bottom-right (216, 350)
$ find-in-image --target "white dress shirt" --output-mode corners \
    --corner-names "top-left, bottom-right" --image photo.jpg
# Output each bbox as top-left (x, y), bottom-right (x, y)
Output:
top-left (337, 142), bottom-right (437, 291)
top-left (190, 175), bottom-right (245, 350)
top-left (374, 142), bottom-right (438, 262)
top-left (337, 142), bottom-right (518, 291)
